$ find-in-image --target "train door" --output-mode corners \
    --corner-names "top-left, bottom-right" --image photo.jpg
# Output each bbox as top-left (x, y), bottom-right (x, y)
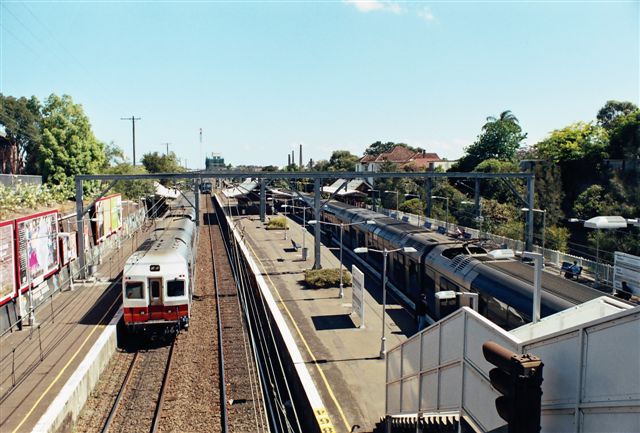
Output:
top-left (148, 277), bottom-right (163, 320)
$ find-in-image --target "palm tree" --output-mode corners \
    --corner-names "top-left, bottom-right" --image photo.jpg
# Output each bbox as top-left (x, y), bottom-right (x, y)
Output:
top-left (483, 110), bottom-right (519, 129)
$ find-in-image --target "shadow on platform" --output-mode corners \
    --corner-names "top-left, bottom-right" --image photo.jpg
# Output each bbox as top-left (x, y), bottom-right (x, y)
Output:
top-left (311, 314), bottom-right (356, 331)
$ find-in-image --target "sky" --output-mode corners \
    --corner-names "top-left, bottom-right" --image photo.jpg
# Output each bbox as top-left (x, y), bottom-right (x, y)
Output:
top-left (1, 0), bottom-right (638, 169)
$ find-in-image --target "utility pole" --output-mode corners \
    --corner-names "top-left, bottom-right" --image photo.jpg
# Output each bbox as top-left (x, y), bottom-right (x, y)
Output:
top-left (121, 116), bottom-right (141, 166)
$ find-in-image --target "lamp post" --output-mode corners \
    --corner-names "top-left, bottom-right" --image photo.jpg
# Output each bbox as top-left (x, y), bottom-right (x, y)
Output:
top-left (309, 219), bottom-right (376, 298)
top-left (282, 199), bottom-right (289, 240)
top-left (461, 200), bottom-right (483, 239)
top-left (370, 189), bottom-right (379, 212)
top-left (431, 196), bottom-right (449, 234)
top-left (354, 246), bottom-right (416, 359)
top-left (384, 190), bottom-right (399, 220)
top-left (521, 208), bottom-right (546, 253)
top-left (574, 216), bottom-right (628, 283)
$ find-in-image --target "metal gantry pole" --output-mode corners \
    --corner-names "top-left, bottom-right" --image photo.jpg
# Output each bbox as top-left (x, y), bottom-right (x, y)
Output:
top-left (380, 249), bottom-right (388, 359)
top-left (425, 178), bottom-right (433, 218)
top-left (194, 180), bottom-right (200, 226)
top-left (526, 176), bottom-right (535, 252)
top-left (339, 223), bottom-right (344, 298)
top-left (260, 178), bottom-right (266, 222)
top-left (313, 178), bottom-right (322, 270)
top-left (75, 178), bottom-right (86, 280)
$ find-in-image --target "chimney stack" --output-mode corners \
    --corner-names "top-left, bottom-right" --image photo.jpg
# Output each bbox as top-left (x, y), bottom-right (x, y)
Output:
top-left (299, 144), bottom-right (303, 169)
top-left (288, 154), bottom-right (291, 166)
top-left (291, 150), bottom-right (295, 167)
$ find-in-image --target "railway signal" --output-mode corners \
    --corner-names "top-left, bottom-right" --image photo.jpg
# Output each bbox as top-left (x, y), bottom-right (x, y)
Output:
top-left (482, 341), bottom-right (544, 433)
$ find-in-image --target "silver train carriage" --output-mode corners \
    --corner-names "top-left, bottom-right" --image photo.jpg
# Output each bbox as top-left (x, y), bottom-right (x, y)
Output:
top-left (122, 194), bottom-right (197, 333)
top-left (308, 198), bottom-right (610, 330)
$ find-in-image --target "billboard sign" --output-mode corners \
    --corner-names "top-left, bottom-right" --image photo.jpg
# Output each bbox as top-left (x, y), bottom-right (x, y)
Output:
top-left (0, 220), bottom-right (16, 305)
top-left (16, 210), bottom-right (59, 291)
top-left (614, 252), bottom-right (640, 295)
top-left (94, 194), bottom-right (122, 243)
top-left (351, 265), bottom-right (365, 328)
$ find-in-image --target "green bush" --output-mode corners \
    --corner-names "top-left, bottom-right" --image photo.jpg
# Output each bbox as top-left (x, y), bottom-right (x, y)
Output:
top-left (303, 268), bottom-right (351, 289)
top-left (266, 216), bottom-right (288, 229)
top-left (0, 183), bottom-right (69, 219)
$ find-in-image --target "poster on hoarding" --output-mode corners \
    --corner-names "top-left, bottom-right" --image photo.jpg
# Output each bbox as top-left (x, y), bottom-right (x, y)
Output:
top-left (351, 265), bottom-right (365, 328)
top-left (94, 194), bottom-right (122, 243)
top-left (16, 210), bottom-right (59, 291)
top-left (0, 221), bottom-right (16, 304)
top-left (111, 195), bottom-right (122, 232)
top-left (59, 232), bottom-right (78, 265)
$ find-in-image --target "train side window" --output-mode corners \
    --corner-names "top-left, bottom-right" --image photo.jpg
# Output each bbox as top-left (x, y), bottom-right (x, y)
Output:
top-left (168, 280), bottom-right (185, 297)
top-left (440, 277), bottom-right (459, 292)
top-left (126, 282), bottom-right (144, 299)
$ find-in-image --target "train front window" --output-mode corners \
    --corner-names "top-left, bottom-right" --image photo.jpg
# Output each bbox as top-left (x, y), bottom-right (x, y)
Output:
top-left (168, 280), bottom-right (185, 297)
top-left (125, 282), bottom-right (144, 299)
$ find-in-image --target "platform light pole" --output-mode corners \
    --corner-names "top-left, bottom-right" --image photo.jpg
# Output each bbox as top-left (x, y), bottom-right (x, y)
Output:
top-left (309, 219), bottom-right (376, 298)
top-left (384, 190), bottom-right (399, 220)
top-left (354, 246), bottom-right (416, 359)
top-left (431, 196), bottom-right (449, 234)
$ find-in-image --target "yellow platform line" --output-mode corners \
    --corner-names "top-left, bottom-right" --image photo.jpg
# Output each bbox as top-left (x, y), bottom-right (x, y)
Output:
top-left (12, 294), bottom-right (121, 433)
top-left (246, 240), bottom-right (351, 433)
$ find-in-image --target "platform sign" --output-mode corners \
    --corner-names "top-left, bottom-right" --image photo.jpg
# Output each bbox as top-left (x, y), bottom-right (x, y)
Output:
top-left (614, 252), bottom-right (640, 295)
top-left (0, 221), bottom-right (16, 305)
top-left (351, 265), bottom-right (365, 328)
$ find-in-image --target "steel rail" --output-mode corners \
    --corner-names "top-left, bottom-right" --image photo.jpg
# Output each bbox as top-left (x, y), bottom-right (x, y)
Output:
top-left (101, 352), bottom-right (139, 433)
top-left (205, 195), bottom-right (229, 433)
top-left (150, 340), bottom-right (176, 433)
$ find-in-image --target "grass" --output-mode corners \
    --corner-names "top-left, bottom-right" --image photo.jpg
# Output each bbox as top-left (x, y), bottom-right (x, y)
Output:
top-left (303, 268), bottom-right (351, 289)
top-left (266, 216), bottom-right (288, 229)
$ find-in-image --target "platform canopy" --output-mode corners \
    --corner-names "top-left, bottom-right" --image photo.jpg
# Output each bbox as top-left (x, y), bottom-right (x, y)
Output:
top-left (584, 216), bottom-right (628, 229)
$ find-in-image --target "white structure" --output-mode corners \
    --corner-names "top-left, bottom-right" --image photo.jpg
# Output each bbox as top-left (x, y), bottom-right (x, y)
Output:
top-left (385, 297), bottom-right (639, 432)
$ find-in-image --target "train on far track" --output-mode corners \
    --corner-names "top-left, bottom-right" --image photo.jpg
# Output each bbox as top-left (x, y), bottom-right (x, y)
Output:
top-left (302, 198), bottom-right (616, 330)
top-left (122, 193), bottom-right (197, 335)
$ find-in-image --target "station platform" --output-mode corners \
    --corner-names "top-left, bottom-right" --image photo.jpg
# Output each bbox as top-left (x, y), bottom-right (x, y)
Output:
top-left (0, 230), bottom-right (146, 433)
top-left (232, 211), bottom-right (417, 432)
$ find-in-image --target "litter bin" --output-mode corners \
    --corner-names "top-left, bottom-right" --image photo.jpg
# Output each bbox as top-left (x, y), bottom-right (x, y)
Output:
top-left (302, 247), bottom-right (308, 261)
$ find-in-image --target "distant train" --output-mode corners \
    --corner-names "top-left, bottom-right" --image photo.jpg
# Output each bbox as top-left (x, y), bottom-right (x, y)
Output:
top-left (312, 199), bottom-right (610, 330)
top-left (122, 194), bottom-right (197, 334)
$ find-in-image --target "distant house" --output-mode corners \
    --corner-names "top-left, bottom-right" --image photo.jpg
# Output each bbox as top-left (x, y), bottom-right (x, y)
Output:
top-left (321, 178), bottom-right (372, 206)
top-left (356, 145), bottom-right (455, 180)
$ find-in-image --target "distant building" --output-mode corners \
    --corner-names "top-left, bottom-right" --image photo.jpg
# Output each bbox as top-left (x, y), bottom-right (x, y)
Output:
top-left (321, 178), bottom-right (372, 206)
top-left (205, 154), bottom-right (226, 171)
top-left (356, 145), bottom-right (455, 183)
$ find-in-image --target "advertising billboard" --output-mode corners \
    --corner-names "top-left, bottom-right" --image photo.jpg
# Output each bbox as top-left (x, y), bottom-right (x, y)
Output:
top-left (16, 210), bottom-right (59, 291)
top-left (0, 220), bottom-right (16, 305)
top-left (59, 232), bottom-right (78, 265)
top-left (95, 194), bottom-right (123, 243)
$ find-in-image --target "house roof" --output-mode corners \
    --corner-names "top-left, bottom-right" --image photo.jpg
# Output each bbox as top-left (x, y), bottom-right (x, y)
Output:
top-left (321, 178), bottom-right (372, 196)
top-left (359, 145), bottom-right (440, 166)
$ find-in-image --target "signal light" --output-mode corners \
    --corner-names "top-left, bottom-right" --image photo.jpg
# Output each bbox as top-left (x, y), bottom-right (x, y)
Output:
top-left (482, 341), bottom-right (544, 433)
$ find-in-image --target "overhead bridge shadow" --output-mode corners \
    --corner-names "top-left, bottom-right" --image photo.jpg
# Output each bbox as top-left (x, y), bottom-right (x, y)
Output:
top-left (203, 212), bottom-right (219, 226)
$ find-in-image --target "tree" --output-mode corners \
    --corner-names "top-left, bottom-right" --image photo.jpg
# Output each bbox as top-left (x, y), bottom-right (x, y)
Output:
top-left (572, 185), bottom-right (611, 219)
top-left (534, 122), bottom-right (608, 162)
top-left (533, 161), bottom-right (565, 226)
top-left (0, 94), bottom-right (42, 174)
top-left (399, 198), bottom-right (424, 215)
top-left (456, 110), bottom-right (526, 171)
top-left (105, 163), bottom-right (155, 200)
top-left (473, 159), bottom-right (522, 203)
top-left (327, 150), bottom-right (359, 171)
top-left (597, 100), bottom-right (638, 130)
top-left (38, 94), bottom-right (106, 195)
top-left (141, 151), bottom-right (184, 173)
top-left (607, 110), bottom-right (640, 159)
top-left (546, 226), bottom-right (569, 252)
top-left (364, 141), bottom-right (423, 156)
top-left (313, 160), bottom-right (329, 171)
top-left (103, 142), bottom-right (126, 168)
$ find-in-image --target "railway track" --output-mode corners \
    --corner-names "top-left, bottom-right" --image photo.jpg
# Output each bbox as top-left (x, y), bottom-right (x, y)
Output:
top-left (100, 341), bottom-right (175, 433)
top-left (206, 195), bottom-right (268, 432)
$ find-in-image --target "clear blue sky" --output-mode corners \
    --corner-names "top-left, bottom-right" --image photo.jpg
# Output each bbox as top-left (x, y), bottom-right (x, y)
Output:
top-left (1, 1), bottom-right (638, 169)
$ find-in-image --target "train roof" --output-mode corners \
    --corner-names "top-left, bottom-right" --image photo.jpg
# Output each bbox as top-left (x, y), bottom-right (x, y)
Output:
top-left (484, 260), bottom-right (608, 305)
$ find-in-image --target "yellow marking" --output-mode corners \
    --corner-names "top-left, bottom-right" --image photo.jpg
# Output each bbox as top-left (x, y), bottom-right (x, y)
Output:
top-left (12, 294), bottom-right (121, 433)
top-left (314, 407), bottom-right (337, 432)
top-left (245, 241), bottom-right (350, 432)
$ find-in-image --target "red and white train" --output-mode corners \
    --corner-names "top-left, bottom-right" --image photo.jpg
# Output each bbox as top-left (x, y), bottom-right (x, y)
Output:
top-left (122, 196), bottom-right (197, 334)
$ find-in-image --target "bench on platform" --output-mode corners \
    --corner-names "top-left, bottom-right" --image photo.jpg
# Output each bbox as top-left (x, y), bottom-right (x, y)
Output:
top-left (437, 226), bottom-right (446, 235)
top-left (561, 261), bottom-right (582, 279)
top-left (423, 222), bottom-right (432, 229)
